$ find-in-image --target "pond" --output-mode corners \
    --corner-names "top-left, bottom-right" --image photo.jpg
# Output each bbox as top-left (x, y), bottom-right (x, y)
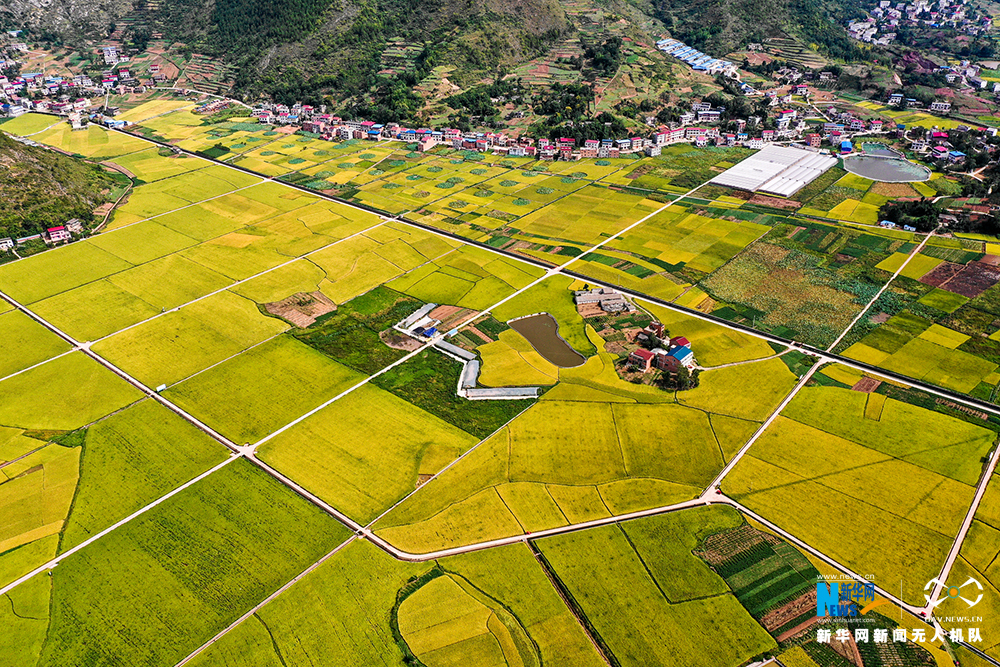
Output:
top-left (509, 313), bottom-right (585, 368)
top-left (860, 142), bottom-right (901, 158)
top-left (843, 155), bottom-right (931, 183)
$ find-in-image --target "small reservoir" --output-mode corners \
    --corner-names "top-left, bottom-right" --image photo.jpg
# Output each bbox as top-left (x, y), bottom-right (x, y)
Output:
top-left (843, 154), bottom-right (931, 183)
top-left (509, 314), bottom-right (585, 368)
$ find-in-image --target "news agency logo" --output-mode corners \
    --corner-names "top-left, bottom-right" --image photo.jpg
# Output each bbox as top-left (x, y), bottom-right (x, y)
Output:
top-left (817, 581), bottom-right (876, 617)
top-left (924, 577), bottom-right (983, 609)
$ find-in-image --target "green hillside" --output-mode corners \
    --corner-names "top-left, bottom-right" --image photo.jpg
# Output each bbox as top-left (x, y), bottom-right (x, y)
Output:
top-left (0, 129), bottom-right (123, 240)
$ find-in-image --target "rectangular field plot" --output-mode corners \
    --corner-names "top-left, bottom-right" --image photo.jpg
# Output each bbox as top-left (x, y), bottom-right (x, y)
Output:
top-left (842, 311), bottom-right (999, 394)
top-left (258, 383), bottom-right (478, 524)
top-left (92, 290), bottom-right (289, 388)
top-left (536, 510), bottom-right (776, 667)
top-left (107, 147), bottom-right (207, 183)
top-left (0, 310), bottom-right (72, 379)
top-left (31, 123), bottom-right (151, 158)
top-left (25, 460), bottom-right (348, 667)
top-left (0, 399), bottom-right (229, 591)
top-left (165, 336), bottom-right (365, 444)
top-left (722, 382), bottom-right (995, 604)
top-left (184, 540), bottom-right (605, 667)
top-left (0, 352), bottom-right (142, 432)
top-left (29, 278), bottom-right (163, 343)
top-left (0, 242), bottom-right (135, 305)
top-left (58, 399), bottom-right (229, 551)
top-left (0, 112), bottom-right (62, 136)
top-left (308, 223), bottom-right (458, 304)
top-left (387, 245), bottom-right (543, 310)
top-left (936, 477), bottom-right (1000, 658)
top-left (111, 166), bottom-right (264, 227)
top-left (604, 205), bottom-right (770, 274)
top-left (699, 229), bottom-right (900, 347)
top-left (105, 253), bottom-right (234, 312)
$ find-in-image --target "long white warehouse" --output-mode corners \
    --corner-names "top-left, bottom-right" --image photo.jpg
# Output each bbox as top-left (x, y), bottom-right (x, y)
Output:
top-left (709, 144), bottom-right (838, 197)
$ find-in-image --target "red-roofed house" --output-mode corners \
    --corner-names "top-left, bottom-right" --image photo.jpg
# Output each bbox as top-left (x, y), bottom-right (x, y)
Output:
top-left (628, 348), bottom-right (655, 372)
top-left (46, 226), bottom-right (70, 243)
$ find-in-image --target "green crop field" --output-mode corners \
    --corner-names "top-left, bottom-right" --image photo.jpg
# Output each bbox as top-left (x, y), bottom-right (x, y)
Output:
top-left (165, 336), bottom-right (364, 444)
top-left (5, 107), bottom-right (999, 667)
top-left (0, 352), bottom-right (142, 431)
top-left (0, 310), bottom-right (72, 378)
top-left (536, 510), bottom-right (776, 667)
top-left (92, 290), bottom-right (289, 387)
top-left (371, 358), bottom-right (790, 553)
top-left (258, 384), bottom-right (478, 524)
top-left (59, 399), bottom-right (229, 550)
top-left (186, 540), bottom-right (605, 667)
top-left (29, 461), bottom-right (349, 667)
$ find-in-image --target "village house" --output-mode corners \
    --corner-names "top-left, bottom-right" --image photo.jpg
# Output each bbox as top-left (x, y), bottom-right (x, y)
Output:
top-left (45, 226), bottom-right (71, 243)
top-left (628, 348), bottom-right (655, 372)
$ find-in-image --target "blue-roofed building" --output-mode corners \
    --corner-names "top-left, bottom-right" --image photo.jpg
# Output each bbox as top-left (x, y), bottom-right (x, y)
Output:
top-left (668, 346), bottom-right (694, 366)
top-left (841, 140), bottom-right (853, 153)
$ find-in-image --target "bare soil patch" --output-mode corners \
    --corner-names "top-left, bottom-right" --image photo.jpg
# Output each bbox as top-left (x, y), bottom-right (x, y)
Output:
top-left (429, 305), bottom-right (479, 331)
top-left (851, 377), bottom-right (882, 393)
top-left (919, 261), bottom-right (964, 288)
top-left (923, 260), bottom-right (1000, 297)
top-left (380, 330), bottom-right (422, 351)
top-left (577, 303), bottom-right (606, 318)
top-left (767, 589), bottom-right (817, 636)
top-left (749, 194), bottom-right (800, 209)
top-left (264, 291), bottom-right (336, 328)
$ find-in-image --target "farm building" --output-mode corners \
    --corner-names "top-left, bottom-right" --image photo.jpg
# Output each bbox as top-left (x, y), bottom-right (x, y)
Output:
top-left (709, 145), bottom-right (838, 197)
top-left (574, 288), bottom-right (633, 312)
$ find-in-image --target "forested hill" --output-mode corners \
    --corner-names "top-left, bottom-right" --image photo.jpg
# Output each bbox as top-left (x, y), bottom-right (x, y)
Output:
top-left (5, 0), bottom-right (859, 110)
top-left (0, 130), bottom-right (120, 239)
top-left (653, 0), bottom-right (865, 60)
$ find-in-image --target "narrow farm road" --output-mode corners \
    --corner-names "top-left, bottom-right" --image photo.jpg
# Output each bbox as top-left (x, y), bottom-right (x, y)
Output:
top-left (826, 229), bottom-right (934, 352)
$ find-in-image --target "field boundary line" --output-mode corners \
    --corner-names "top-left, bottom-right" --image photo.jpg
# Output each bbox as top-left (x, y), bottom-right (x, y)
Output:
top-left (826, 229), bottom-right (934, 352)
top-left (722, 496), bottom-right (925, 615)
top-left (364, 403), bottom-right (537, 528)
top-left (0, 455), bottom-right (239, 599)
top-left (96, 122), bottom-right (1000, 414)
top-left (703, 364), bottom-right (819, 491)
top-left (161, 331), bottom-right (288, 391)
top-left (365, 497), bottom-right (709, 561)
top-left (88, 219), bottom-right (387, 344)
top-left (0, 178), bottom-right (268, 273)
top-left (172, 535), bottom-right (357, 667)
top-left (0, 348), bottom-right (78, 386)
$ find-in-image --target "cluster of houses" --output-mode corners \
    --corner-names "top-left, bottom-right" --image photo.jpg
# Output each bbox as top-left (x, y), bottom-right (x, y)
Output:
top-left (0, 219), bottom-right (83, 254)
top-left (848, 0), bottom-right (991, 45)
top-left (655, 39), bottom-right (738, 77)
top-left (627, 322), bottom-right (696, 374)
top-left (0, 65), bottom-right (153, 119)
top-left (246, 97), bottom-right (862, 159)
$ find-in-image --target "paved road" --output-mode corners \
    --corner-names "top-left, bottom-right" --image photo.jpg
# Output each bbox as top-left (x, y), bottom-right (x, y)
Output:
top-left (826, 229), bottom-right (935, 352)
top-left (0, 456), bottom-right (237, 599)
top-left (705, 364), bottom-right (819, 491)
top-left (6, 120), bottom-right (1000, 665)
top-left (923, 438), bottom-right (1000, 614)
